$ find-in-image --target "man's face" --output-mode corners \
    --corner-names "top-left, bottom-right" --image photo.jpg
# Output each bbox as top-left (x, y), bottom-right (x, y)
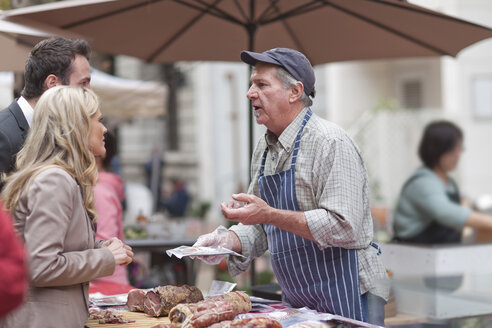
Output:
top-left (67, 54), bottom-right (91, 88)
top-left (246, 63), bottom-right (291, 136)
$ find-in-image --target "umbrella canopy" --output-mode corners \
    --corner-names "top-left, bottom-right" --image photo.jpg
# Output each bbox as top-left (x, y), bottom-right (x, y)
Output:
top-left (3, 0), bottom-right (492, 65)
top-left (0, 15), bottom-right (92, 72)
top-left (0, 18), bottom-right (49, 72)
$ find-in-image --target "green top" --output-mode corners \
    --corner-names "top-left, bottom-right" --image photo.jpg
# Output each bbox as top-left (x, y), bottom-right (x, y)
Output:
top-left (393, 167), bottom-right (471, 239)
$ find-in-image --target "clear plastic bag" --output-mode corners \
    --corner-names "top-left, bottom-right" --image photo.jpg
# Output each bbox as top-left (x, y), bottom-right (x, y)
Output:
top-left (166, 245), bottom-right (245, 259)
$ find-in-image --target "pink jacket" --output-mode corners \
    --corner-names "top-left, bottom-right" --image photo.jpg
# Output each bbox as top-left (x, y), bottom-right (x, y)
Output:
top-left (94, 172), bottom-right (129, 286)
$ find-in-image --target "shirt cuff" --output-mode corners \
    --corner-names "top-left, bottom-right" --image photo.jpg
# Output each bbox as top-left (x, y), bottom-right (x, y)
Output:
top-left (227, 226), bottom-right (254, 276)
top-left (305, 209), bottom-right (330, 249)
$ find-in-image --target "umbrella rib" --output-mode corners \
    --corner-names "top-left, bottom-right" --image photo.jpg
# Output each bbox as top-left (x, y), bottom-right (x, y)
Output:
top-left (268, 0), bottom-right (306, 53)
top-left (259, 1), bottom-right (326, 25)
top-left (147, 0), bottom-right (226, 62)
top-left (364, 0), bottom-right (492, 30)
top-left (61, 0), bottom-right (166, 29)
top-left (232, 0), bottom-right (248, 22)
top-left (175, 0), bottom-right (244, 25)
top-left (322, 0), bottom-right (451, 55)
top-left (257, 0), bottom-right (280, 22)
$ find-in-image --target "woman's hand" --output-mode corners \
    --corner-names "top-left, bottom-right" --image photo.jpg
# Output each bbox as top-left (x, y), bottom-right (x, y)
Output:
top-left (103, 237), bottom-right (133, 266)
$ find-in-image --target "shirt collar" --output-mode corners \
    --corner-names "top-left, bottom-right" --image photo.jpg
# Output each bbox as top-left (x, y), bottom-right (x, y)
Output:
top-left (17, 96), bottom-right (34, 127)
top-left (265, 107), bottom-right (309, 152)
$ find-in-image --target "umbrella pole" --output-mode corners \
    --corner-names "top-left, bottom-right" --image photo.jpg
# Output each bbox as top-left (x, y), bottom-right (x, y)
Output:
top-left (247, 0), bottom-right (257, 289)
top-left (248, 66), bottom-right (256, 288)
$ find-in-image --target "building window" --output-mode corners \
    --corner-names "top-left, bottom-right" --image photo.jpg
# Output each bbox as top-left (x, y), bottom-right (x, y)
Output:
top-left (402, 80), bottom-right (423, 109)
top-left (472, 75), bottom-right (492, 120)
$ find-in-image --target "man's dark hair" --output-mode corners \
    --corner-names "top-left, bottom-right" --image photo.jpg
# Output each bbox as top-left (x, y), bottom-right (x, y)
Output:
top-left (418, 120), bottom-right (463, 169)
top-left (21, 37), bottom-right (91, 100)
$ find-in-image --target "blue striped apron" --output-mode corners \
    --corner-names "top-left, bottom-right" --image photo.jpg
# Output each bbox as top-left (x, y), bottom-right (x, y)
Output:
top-left (259, 109), bottom-right (363, 320)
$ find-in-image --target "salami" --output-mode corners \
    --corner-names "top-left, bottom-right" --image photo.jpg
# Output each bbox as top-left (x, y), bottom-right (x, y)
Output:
top-left (144, 285), bottom-right (204, 317)
top-left (169, 291), bottom-right (252, 328)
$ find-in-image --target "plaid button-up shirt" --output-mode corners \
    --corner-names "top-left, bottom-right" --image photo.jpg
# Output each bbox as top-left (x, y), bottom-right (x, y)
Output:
top-left (229, 107), bottom-right (389, 301)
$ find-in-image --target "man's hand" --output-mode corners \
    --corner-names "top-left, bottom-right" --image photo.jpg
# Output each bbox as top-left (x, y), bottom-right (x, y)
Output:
top-left (221, 193), bottom-right (271, 225)
top-left (192, 226), bottom-right (240, 265)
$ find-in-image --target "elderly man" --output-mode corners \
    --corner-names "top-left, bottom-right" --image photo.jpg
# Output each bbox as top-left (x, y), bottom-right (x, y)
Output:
top-left (194, 48), bottom-right (388, 325)
top-left (0, 37), bottom-right (91, 186)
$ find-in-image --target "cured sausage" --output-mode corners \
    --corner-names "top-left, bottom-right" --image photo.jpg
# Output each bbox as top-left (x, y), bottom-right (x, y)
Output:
top-left (144, 285), bottom-right (204, 317)
top-left (169, 291), bottom-right (251, 328)
top-left (208, 317), bottom-right (282, 328)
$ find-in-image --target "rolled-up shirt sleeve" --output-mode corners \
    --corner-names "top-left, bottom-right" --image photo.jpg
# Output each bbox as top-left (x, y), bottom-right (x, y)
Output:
top-left (227, 223), bottom-right (268, 277)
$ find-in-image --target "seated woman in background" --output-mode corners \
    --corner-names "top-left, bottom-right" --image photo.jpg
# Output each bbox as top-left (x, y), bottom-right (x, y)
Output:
top-left (94, 131), bottom-right (130, 286)
top-left (393, 120), bottom-right (492, 244)
top-left (0, 86), bottom-right (133, 328)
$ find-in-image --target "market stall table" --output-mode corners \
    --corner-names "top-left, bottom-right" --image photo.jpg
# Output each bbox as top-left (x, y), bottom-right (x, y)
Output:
top-left (86, 310), bottom-right (170, 327)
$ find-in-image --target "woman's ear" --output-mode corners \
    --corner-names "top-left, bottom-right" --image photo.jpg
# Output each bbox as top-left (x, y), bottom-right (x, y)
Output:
top-left (44, 74), bottom-right (60, 90)
top-left (289, 81), bottom-right (304, 103)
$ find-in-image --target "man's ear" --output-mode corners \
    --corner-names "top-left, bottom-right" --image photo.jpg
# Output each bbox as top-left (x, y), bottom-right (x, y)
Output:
top-left (44, 74), bottom-right (60, 90)
top-left (289, 81), bottom-right (304, 103)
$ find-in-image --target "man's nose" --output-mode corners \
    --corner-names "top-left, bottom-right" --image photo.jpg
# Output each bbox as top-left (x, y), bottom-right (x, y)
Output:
top-left (246, 85), bottom-right (256, 99)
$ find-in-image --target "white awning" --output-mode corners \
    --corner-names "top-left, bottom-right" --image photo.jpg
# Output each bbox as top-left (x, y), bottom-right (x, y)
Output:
top-left (91, 69), bottom-right (167, 119)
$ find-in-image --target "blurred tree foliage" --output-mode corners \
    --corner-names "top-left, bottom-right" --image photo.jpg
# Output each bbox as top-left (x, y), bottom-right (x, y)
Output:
top-left (0, 0), bottom-right (11, 9)
top-left (6, 0), bottom-right (61, 10)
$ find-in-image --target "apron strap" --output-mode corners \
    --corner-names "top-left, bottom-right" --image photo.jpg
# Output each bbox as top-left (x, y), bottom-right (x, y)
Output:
top-left (290, 109), bottom-right (312, 170)
top-left (259, 109), bottom-right (313, 175)
top-left (259, 147), bottom-right (269, 176)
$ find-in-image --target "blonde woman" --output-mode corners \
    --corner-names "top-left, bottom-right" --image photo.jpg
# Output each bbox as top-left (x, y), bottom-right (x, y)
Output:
top-left (0, 86), bottom-right (133, 328)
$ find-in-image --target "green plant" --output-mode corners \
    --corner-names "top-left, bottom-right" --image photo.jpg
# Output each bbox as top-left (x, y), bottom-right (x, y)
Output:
top-left (190, 201), bottom-right (211, 219)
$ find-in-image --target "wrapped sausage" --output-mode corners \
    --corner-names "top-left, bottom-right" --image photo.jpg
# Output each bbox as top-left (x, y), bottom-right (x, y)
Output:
top-left (169, 291), bottom-right (251, 328)
top-left (144, 285), bottom-right (204, 317)
top-left (208, 317), bottom-right (282, 328)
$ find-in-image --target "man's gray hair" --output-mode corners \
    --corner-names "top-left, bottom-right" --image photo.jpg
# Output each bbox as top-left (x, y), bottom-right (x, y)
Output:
top-left (274, 67), bottom-right (313, 107)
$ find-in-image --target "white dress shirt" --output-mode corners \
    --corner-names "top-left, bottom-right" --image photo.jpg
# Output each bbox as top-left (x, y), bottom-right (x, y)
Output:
top-left (17, 96), bottom-right (34, 127)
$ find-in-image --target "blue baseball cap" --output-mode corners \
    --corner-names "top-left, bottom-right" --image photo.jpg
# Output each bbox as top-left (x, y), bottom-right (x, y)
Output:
top-left (240, 48), bottom-right (315, 98)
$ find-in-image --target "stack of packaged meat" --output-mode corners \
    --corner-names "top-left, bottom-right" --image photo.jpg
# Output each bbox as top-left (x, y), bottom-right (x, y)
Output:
top-left (126, 285), bottom-right (204, 317)
top-left (126, 285), bottom-right (281, 328)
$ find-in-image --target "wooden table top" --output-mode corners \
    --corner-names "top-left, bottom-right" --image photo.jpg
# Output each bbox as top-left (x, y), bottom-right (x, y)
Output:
top-left (85, 310), bottom-right (170, 328)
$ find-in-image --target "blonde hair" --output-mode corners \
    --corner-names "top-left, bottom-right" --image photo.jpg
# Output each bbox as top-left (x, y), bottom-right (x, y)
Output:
top-left (2, 86), bottom-right (100, 222)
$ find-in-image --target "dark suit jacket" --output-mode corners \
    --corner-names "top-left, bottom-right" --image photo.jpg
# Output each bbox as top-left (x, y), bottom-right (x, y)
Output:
top-left (0, 100), bottom-right (29, 186)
